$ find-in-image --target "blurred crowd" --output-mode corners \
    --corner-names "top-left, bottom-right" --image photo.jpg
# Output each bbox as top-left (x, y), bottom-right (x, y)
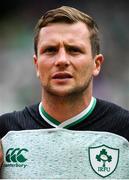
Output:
top-left (0, 0), bottom-right (129, 114)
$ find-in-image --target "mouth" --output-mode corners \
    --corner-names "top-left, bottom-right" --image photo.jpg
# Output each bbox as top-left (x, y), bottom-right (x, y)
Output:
top-left (52, 72), bottom-right (73, 79)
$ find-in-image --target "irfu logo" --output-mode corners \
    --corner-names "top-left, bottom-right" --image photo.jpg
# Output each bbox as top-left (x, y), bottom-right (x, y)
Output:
top-left (89, 145), bottom-right (119, 178)
top-left (96, 149), bottom-right (112, 169)
top-left (4, 148), bottom-right (28, 168)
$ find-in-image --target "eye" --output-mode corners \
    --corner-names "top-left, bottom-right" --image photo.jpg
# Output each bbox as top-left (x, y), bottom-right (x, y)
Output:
top-left (43, 46), bottom-right (58, 54)
top-left (67, 46), bottom-right (82, 54)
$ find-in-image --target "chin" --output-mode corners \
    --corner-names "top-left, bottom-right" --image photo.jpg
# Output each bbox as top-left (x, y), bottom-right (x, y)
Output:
top-left (44, 82), bottom-right (91, 97)
top-left (50, 90), bottom-right (72, 97)
top-left (46, 86), bottom-right (85, 97)
top-left (46, 87), bottom-right (75, 97)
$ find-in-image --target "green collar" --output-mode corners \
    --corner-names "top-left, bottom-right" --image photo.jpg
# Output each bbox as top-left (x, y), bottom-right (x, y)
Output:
top-left (39, 97), bottom-right (96, 129)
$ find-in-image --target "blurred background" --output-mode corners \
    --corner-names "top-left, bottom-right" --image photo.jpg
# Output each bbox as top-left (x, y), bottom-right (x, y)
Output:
top-left (0, 0), bottom-right (129, 114)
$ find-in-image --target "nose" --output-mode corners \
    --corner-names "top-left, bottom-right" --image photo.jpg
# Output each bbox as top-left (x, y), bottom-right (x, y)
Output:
top-left (55, 48), bottom-right (70, 68)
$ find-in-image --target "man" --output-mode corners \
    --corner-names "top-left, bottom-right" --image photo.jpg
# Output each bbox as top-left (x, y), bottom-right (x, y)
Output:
top-left (0, 6), bottom-right (129, 179)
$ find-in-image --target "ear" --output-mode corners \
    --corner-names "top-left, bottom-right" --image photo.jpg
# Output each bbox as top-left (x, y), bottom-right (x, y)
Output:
top-left (93, 54), bottom-right (104, 76)
top-left (33, 54), bottom-right (40, 78)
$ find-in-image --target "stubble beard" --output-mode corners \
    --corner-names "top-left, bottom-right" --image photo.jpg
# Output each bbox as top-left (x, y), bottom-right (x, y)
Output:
top-left (42, 76), bottom-right (93, 100)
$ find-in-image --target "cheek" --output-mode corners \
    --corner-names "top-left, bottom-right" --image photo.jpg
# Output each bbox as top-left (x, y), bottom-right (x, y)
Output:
top-left (76, 60), bottom-right (94, 77)
top-left (38, 58), bottom-right (49, 72)
top-left (37, 62), bottom-right (48, 80)
top-left (37, 59), bottom-right (53, 83)
top-left (76, 62), bottom-right (94, 85)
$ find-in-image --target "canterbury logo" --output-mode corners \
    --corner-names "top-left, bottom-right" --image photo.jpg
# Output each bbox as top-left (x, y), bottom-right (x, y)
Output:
top-left (6, 148), bottom-right (28, 163)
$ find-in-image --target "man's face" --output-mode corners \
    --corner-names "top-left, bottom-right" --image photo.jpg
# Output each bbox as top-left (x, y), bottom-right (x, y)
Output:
top-left (34, 22), bottom-right (103, 97)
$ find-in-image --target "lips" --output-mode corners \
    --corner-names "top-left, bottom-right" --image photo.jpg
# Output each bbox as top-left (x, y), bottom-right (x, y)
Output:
top-left (52, 72), bottom-right (73, 79)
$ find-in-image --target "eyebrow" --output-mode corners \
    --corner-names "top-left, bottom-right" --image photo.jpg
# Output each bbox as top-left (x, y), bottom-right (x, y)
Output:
top-left (38, 41), bottom-right (87, 53)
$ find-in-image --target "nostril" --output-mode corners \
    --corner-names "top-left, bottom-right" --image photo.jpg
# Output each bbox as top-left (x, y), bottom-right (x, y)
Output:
top-left (55, 58), bottom-right (70, 67)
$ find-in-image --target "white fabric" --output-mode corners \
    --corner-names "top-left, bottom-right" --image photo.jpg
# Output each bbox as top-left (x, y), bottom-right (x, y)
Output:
top-left (1, 128), bottom-right (129, 179)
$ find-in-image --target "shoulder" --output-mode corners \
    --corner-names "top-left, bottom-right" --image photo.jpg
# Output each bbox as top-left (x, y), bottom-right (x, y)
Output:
top-left (93, 98), bottom-right (129, 141)
top-left (0, 103), bottom-right (39, 121)
top-left (95, 98), bottom-right (129, 130)
top-left (96, 98), bottom-right (129, 117)
top-left (0, 103), bottom-right (39, 138)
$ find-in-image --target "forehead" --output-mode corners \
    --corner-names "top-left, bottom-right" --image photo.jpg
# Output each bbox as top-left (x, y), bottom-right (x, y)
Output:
top-left (38, 22), bottom-right (90, 45)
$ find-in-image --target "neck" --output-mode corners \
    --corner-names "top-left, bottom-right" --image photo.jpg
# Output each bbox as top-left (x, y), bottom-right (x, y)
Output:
top-left (41, 90), bottom-right (92, 123)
